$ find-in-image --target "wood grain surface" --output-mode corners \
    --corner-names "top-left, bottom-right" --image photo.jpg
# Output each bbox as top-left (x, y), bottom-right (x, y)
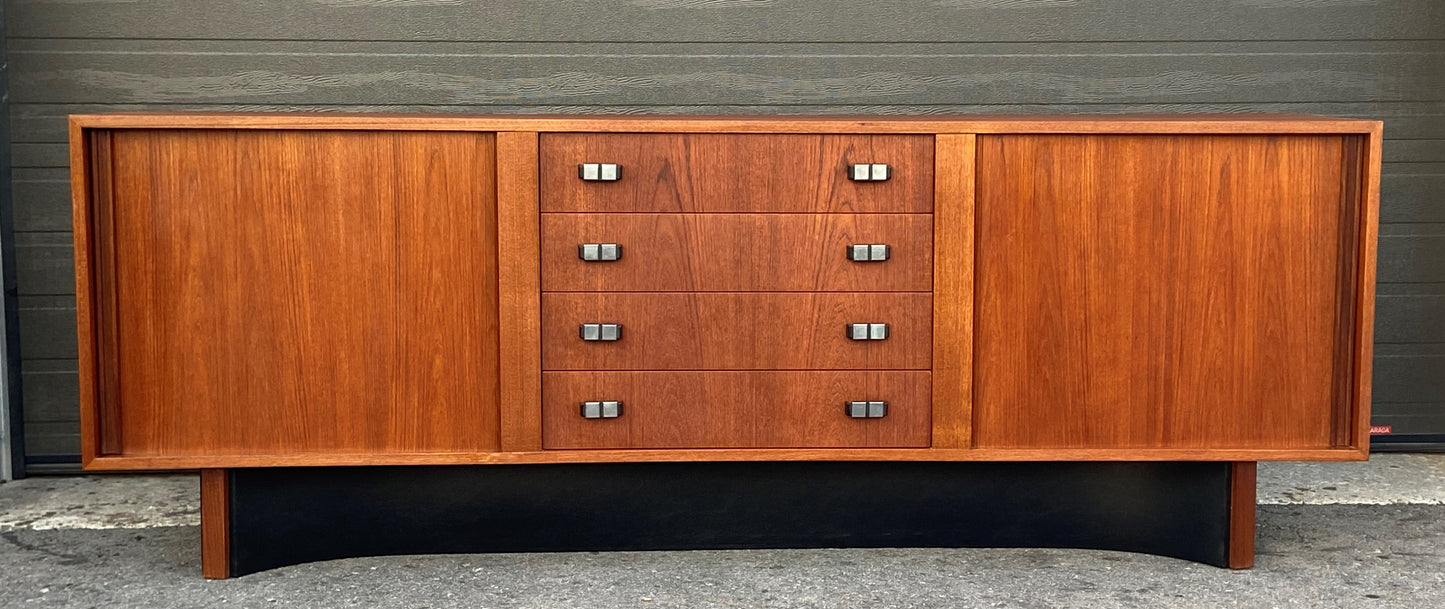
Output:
top-left (541, 213), bottom-right (932, 292)
top-left (81, 445), bottom-right (1369, 471)
top-left (1229, 462), bottom-right (1258, 570)
top-left (540, 133), bottom-right (932, 213)
top-left (496, 132), bottom-right (543, 452)
top-left (974, 134), bottom-right (1358, 450)
top-left (200, 469), bottom-right (229, 579)
top-left (65, 113), bottom-right (1382, 135)
top-left (87, 129), bottom-right (500, 458)
top-left (542, 371), bottom-right (931, 450)
top-left (541, 293), bottom-right (932, 371)
top-left (931, 134), bottom-right (974, 449)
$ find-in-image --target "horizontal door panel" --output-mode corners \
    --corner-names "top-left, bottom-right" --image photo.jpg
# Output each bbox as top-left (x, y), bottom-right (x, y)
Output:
top-left (543, 371), bottom-right (931, 449)
top-left (541, 133), bottom-right (932, 213)
top-left (542, 293), bottom-right (931, 370)
top-left (542, 214), bottom-right (932, 291)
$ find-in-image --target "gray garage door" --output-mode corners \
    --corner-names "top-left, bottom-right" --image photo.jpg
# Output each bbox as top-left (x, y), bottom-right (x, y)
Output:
top-left (4, 1), bottom-right (1442, 469)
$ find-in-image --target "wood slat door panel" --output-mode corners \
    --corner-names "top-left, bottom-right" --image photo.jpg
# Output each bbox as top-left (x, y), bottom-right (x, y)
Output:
top-left (974, 134), bottom-right (1357, 450)
top-left (542, 371), bottom-right (931, 449)
top-left (98, 129), bottom-right (499, 456)
top-left (542, 293), bottom-right (932, 370)
top-left (540, 133), bottom-right (932, 213)
top-left (541, 213), bottom-right (932, 291)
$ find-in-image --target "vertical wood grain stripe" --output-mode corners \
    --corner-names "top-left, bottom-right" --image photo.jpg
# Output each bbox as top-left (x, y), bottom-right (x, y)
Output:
top-left (497, 131), bottom-right (543, 452)
top-left (200, 469), bottom-right (230, 579)
top-left (931, 134), bottom-right (974, 449)
top-left (1352, 126), bottom-right (1383, 453)
top-left (1228, 461), bottom-right (1258, 569)
top-left (69, 121), bottom-right (99, 464)
top-left (88, 131), bottom-right (121, 457)
top-left (1331, 136), bottom-right (1361, 449)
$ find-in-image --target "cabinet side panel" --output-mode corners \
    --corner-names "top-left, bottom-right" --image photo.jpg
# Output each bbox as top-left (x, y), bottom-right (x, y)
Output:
top-left (975, 134), bottom-right (1348, 450)
top-left (106, 130), bottom-right (498, 457)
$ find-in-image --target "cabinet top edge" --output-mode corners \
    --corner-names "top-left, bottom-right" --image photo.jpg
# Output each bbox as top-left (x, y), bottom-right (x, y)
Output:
top-left (68, 112), bottom-right (1382, 135)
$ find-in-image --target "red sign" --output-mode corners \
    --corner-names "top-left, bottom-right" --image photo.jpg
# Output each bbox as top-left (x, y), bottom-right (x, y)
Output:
top-left (1370, 425), bottom-right (1393, 435)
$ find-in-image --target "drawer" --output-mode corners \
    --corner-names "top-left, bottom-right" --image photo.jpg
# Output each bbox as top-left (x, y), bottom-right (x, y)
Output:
top-left (543, 293), bottom-right (932, 370)
top-left (541, 133), bottom-right (933, 213)
top-left (542, 371), bottom-right (931, 449)
top-left (542, 214), bottom-right (932, 292)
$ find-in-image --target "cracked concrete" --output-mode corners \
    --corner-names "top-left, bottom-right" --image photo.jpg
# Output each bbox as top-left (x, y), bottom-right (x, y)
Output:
top-left (0, 454), bottom-right (1442, 608)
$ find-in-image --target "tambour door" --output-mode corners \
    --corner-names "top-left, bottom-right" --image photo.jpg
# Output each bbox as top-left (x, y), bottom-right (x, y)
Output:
top-left (974, 134), bottom-right (1366, 450)
top-left (80, 129), bottom-right (500, 461)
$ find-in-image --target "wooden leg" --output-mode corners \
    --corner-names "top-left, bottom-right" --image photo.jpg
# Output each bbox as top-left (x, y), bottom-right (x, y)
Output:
top-left (201, 469), bottom-right (231, 579)
top-left (1228, 461), bottom-right (1257, 569)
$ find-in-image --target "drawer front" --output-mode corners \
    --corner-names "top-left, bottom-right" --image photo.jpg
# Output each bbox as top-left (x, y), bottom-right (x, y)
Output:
top-left (541, 133), bottom-right (933, 213)
top-left (543, 371), bottom-right (931, 449)
top-left (543, 293), bottom-right (932, 370)
top-left (542, 214), bottom-right (932, 292)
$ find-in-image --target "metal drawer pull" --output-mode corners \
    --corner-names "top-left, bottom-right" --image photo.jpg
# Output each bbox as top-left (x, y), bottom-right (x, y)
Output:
top-left (579, 243), bottom-right (622, 261)
top-left (846, 401), bottom-right (888, 419)
top-left (581, 401), bottom-right (624, 419)
top-left (579, 163), bottom-right (622, 182)
top-left (848, 244), bottom-right (890, 262)
top-left (848, 323), bottom-right (890, 341)
top-left (580, 323), bottom-right (623, 341)
top-left (848, 163), bottom-right (890, 182)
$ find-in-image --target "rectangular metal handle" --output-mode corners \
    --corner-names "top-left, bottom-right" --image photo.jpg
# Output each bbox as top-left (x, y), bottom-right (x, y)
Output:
top-left (848, 244), bottom-right (890, 262)
top-left (846, 401), bottom-right (888, 418)
top-left (579, 243), bottom-right (622, 261)
top-left (848, 323), bottom-right (889, 341)
top-left (580, 323), bottom-right (623, 341)
top-left (579, 163), bottom-right (622, 181)
top-left (848, 164), bottom-right (890, 182)
top-left (580, 401), bottom-right (624, 419)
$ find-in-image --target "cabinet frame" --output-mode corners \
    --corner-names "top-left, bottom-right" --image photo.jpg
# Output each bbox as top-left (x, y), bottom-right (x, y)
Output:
top-left (70, 113), bottom-right (1381, 469)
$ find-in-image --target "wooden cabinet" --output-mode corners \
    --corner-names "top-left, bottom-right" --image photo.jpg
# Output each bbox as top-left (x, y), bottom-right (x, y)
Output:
top-left (69, 114), bottom-right (1379, 467)
top-left (69, 113), bottom-right (1381, 578)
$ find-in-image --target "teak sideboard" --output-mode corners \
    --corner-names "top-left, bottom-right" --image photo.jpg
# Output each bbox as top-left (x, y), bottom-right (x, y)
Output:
top-left (69, 113), bottom-right (1381, 578)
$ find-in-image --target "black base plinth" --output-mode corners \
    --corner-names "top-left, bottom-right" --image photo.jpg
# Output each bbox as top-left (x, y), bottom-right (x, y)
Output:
top-left (228, 461), bottom-right (1232, 576)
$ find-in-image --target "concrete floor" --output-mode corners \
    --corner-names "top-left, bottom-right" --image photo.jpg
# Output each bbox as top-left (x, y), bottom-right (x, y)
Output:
top-left (1, 455), bottom-right (1443, 608)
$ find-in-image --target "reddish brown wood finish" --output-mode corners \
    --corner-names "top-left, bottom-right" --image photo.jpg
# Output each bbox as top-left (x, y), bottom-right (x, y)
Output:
top-left (71, 114), bottom-right (1379, 470)
top-left (975, 135), bottom-right (1357, 450)
top-left (541, 213), bottom-right (932, 292)
top-left (542, 371), bottom-right (931, 449)
top-left (931, 134), bottom-right (974, 449)
top-left (71, 113), bottom-right (1381, 135)
top-left (200, 469), bottom-right (230, 579)
top-left (497, 132), bottom-right (544, 452)
top-left (88, 130), bottom-right (499, 459)
top-left (1351, 125), bottom-right (1383, 453)
top-left (542, 293), bottom-right (932, 371)
top-left (82, 446), bottom-right (1368, 470)
top-left (1229, 462), bottom-right (1258, 569)
top-left (540, 133), bottom-right (932, 213)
